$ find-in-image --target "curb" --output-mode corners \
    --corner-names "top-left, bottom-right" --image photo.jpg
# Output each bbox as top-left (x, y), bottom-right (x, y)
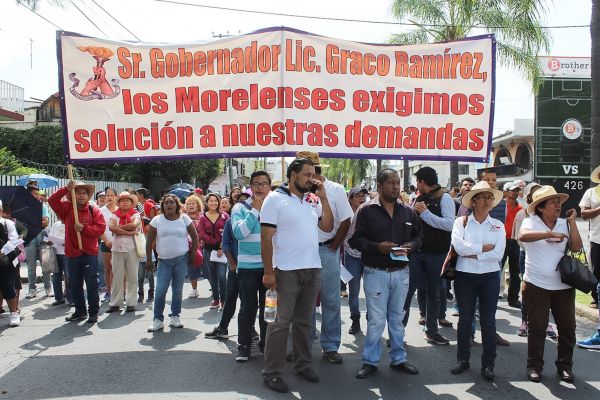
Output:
top-left (575, 301), bottom-right (599, 323)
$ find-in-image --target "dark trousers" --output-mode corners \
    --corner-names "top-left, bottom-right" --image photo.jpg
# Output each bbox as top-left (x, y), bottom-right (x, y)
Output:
top-left (591, 242), bottom-right (600, 303)
top-left (403, 252), bottom-right (446, 335)
top-left (454, 271), bottom-right (499, 368)
top-left (518, 250), bottom-right (528, 321)
top-left (418, 279), bottom-right (447, 319)
top-left (237, 268), bottom-right (266, 347)
top-left (523, 282), bottom-right (575, 372)
top-left (219, 269), bottom-right (239, 330)
top-left (52, 254), bottom-right (70, 303)
top-left (501, 238), bottom-right (521, 303)
top-left (263, 268), bottom-right (320, 380)
top-left (67, 254), bottom-right (100, 316)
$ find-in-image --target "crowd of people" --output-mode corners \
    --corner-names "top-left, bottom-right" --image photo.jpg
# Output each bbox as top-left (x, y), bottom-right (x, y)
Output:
top-left (1, 152), bottom-right (600, 394)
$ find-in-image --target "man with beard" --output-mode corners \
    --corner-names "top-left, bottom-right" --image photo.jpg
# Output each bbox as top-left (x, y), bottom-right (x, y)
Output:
top-left (350, 168), bottom-right (422, 378)
top-left (260, 157), bottom-right (333, 393)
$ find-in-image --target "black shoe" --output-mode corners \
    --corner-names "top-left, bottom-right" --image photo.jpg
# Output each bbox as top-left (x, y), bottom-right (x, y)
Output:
top-left (418, 316), bottom-right (426, 325)
top-left (205, 326), bottom-right (228, 339)
top-left (236, 345), bottom-right (251, 362)
top-left (390, 362), bottom-right (419, 375)
top-left (438, 318), bottom-right (453, 328)
top-left (451, 361), bottom-right (470, 375)
top-left (264, 377), bottom-right (289, 393)
top-left (447, 292), bottom-right (454, 301)
top-left (527, 369), bottom-right (541, 383)
top-left (137, 294), bottom-right (144, 303)
top-left (558, 369), bottom-right (574, 383)
top-left (297, 367), bottom-right (319, 383)
top-left (286, 352), bottom-right (295, 362)
top-left (349, 318), bottom-right (361, 334)
top-left (495, 333), bottom-right (510, 346)
top-left (508, 300), bottom-right (522, 309)
top-left (65, 312), bottom-right (87, 322)
top-left (51, 300), bottom-right (66, 306)
top-left (258, 341), bottom-right (265, 354)
top-left (126, 306), bottom-right (135, 312)
top-left (147, 290), bottom-right (154, 302)
top-left (425, 332), bottom-right (450, 345)
top-left (105, 306), bottom-right (120, 314)
top-left (480, 366), bottom-right (494, 381)
top-left (87, 315), bottom-right (98, 324)
top-left (323, 351), bottom-right (343, 364)
top-left (356, 363), bottom-right (378, 379)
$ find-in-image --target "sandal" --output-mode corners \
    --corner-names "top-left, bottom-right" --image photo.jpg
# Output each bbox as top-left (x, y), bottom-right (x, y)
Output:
top-left (439, 319), bottom-right (453, 328)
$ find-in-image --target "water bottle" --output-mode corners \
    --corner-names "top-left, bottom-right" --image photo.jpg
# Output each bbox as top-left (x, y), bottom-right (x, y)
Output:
top-left (264, 289), bottom-right (278, 323)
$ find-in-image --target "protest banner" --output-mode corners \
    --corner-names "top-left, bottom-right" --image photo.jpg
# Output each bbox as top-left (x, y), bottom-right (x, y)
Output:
top-left (57, 26), bottom-right (496, 164)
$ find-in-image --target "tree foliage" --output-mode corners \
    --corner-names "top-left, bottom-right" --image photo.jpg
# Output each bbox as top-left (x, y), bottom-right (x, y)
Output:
top-left (390, 0), bottom-right (551, 88)
top-left (322, 158), bottom-right (373, 189)
top-left (0, 147), bottom-right (40, 175)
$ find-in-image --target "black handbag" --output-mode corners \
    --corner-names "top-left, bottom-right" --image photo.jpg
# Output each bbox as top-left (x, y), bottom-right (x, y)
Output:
top-left (441, 216), bottom-right (468, 281)
top-left (556, 224), bottom-right (598, 293)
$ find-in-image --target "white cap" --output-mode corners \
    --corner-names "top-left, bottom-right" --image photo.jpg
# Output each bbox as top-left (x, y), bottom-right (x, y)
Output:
top-left (503, 181), bottom-right (520, 191)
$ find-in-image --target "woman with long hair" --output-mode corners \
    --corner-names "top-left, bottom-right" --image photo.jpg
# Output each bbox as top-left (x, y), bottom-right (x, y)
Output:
top-left (199, 193), bottom-right (229, 309)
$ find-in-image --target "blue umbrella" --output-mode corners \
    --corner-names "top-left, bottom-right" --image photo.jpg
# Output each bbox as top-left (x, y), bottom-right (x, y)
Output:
top-left (169, 188), bottom-right (193, 200)
top-left (16, 173), bottom-right (59, 189)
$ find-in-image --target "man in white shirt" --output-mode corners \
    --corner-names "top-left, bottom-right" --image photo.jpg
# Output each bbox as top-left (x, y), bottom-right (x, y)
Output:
top-left (580, 165), bottom-right (600, 307)
top-left (297, 151), bottom-right (354, 364)
top-left (260, 157), bottom-right (333, 394)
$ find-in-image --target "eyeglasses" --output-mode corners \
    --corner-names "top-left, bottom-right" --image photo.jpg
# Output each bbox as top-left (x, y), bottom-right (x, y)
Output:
top-left (252, 182), bottom-right (270, 188)
top-left (473, 195), bottom-right (495, 201)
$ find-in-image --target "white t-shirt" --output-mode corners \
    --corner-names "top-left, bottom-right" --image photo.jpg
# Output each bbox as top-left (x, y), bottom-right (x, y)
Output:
top-left (100, 206), bottom-right (115, 242)
top-left (579, 186), bottom-right (600, 244)
top-left (48, 221), bottom-right (66, 255)
top-left (261, 188), bottom-right (322, 271)
top-left (520, 215), bottom-right (571, 290)
top-left (317, 179), bottom-right (354, 242)
top-left (149, 214), bottom-right (192, 260)
top-left (109, 212), bottom-right (140, 253)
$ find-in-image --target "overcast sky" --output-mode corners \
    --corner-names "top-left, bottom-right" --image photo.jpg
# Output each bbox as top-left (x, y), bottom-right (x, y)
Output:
top-left (0, 0), bottom-right (592, 135)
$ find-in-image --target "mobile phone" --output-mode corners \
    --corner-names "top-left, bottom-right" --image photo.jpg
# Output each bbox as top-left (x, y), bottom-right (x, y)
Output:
top-left (310, 182), bottom-right (319, 193)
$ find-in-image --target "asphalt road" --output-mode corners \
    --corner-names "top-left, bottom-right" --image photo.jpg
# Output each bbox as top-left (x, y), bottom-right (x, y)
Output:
top-left (1, 272), bottom-right (599, 400)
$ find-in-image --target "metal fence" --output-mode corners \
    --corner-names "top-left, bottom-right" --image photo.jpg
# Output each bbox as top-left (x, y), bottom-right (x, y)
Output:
top-left (0, 174), bottom-right (141, 225)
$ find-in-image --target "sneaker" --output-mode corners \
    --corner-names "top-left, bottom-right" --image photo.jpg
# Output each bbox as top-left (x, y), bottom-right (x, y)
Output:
top-left (517, 321), bottom-right (528, 337)
top-left (87, 315), bottom-right (98, 324)
top-left (169, 315), bottom-right (184, 328)
top-left (188, 289), bottom-right (199, 298)
top-left (546, 324), bottom-right (557, 339)
top-left (25, 289), bottom-right (36, 299)
top-left (205, 326), bottom-right (229, 339)
top-left (45, 288), bottom-right (53, 298)
top-left (9, 312), bottom-right (20, 327)
top-left (576, 332), bottom-right (600, 350)
top-left (236, 345), bottom-right (251, 362)
top-left (65, 312), bottom-right (87, 322)
top-left (425, 332), bottom-right (450, 345)
top-left (209, 300), bottom-right (220, 309)
top-left (147, 319), bottom-right (164, 332)
top-left (264, 376), bottom-right (289, 393)
top-left (451, 305), bottom-right (459, 316)
top-left (322, 351), bottom-right (343, 364)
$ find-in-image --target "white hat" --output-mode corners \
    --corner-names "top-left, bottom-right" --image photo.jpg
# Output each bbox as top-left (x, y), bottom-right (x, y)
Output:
top-left (523, 182), bottom-right (542, 198)
top-left (526, 185), bottom-right (569, 215)
top-left (115, 191), bottom-right (138, 205)
top-left (503, 181), bottom-right (520, 191)
top-left (461, 181), bottom-right (504, 209)
top-left (591, 165), bottom-right (600, 184)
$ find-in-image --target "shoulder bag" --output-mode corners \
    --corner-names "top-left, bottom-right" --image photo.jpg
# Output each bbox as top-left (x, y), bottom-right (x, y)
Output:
top-left (556, 223), bottom-right (598, 293)
top-left (440, 216), bottom-right (468, 281)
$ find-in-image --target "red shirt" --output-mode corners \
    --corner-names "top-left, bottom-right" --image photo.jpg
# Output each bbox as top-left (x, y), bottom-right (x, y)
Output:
top-left (198, 211), bottom-right (229, 250)
top-left (48, 187), bottom-right (106, 257)
top-left (504, 201), bottom-right (523, 238)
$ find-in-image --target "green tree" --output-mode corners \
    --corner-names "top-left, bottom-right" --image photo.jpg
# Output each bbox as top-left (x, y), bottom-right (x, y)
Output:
top-left (390, 0), bottom-right (551, 186)
top-left (322, 158), bottom-right (372, 188)
top-left (0, 147), bottom-right (40, 175)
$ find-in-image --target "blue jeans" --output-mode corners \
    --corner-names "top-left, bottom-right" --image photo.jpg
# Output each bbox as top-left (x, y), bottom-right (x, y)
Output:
top-left (316, 246), bottom-right (341, 352)
top-left (204, 249), bottom-right (227, 303)
top-left (67, 254), bottom-right (100, 316)
top-left (97, 244), bottom-right (106, 289)
top-left (418, 279), bottom-right (447, 319)
top-left (153, 253), bottom-right (188, 321)
top-left (344, 252), bottom-right (364, 318)
top-left (403, 252), bottom-right (446, 335)
top-left (26, 238), bottom-right (50, 290)
top-left (52, 254), bottom-right (71, 303)
top-left (454, 271), bottom-right (500, 368)
top-left (137, 261), bottom-right (155, 295)
top-left (362, 266), bottom-right (410, 366)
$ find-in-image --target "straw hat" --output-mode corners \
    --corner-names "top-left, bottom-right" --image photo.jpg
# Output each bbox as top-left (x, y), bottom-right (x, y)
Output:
top-left (72, 181), bottom-right (95, 197)
top-left (591, 165), bottom-right (600, 184)
top-left (526, 185), bottom-right (569, 215)
top-left (295, 151), bottom-right (329, 167)
top-left (461, 181), bottom-right (504, 208)
top-left (115, 191), bottom-right (138, 205)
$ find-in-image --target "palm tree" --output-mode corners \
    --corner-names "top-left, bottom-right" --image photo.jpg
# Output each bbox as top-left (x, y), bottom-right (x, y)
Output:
top-left (390, 0), bottom-right (551, 187)
top-left (592, 0), bottom-right (600, 171)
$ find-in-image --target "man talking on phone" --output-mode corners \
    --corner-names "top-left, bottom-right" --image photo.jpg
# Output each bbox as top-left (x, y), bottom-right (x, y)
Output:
top-left (349, 168), bottom-right (423, 379)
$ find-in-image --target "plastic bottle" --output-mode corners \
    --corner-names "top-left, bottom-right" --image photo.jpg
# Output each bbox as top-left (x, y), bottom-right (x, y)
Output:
top-left (264, 289), bottom-right (278, 323)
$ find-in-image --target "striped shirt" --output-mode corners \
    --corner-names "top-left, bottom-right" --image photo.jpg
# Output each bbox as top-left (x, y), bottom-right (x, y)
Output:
top-left (231, 200), bottom-right (263, 269)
